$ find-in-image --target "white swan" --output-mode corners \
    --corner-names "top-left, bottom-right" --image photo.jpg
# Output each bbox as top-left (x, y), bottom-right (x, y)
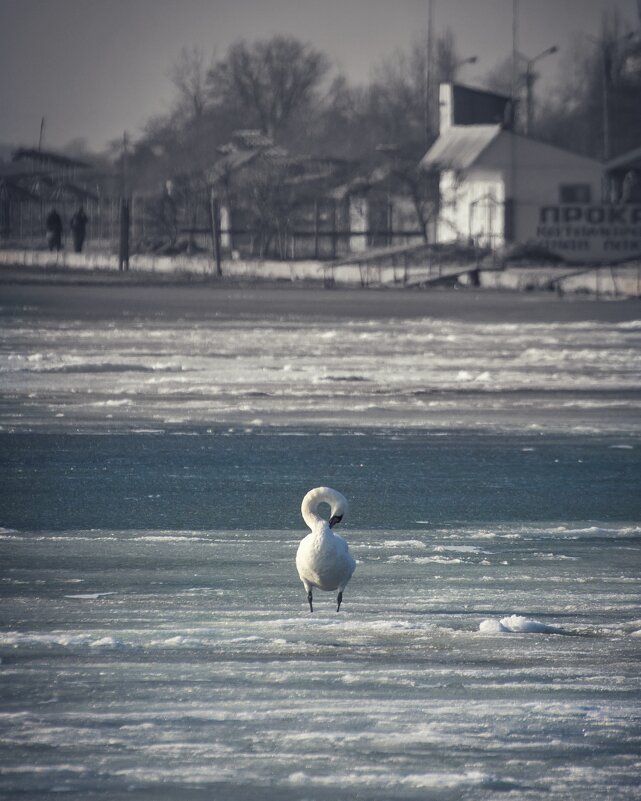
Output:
top-left (296, 487), bottom-right (356, 612)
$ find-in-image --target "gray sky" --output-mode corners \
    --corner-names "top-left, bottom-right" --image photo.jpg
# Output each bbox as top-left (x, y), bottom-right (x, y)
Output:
top-left (0, 0), bottom-right (638, 152)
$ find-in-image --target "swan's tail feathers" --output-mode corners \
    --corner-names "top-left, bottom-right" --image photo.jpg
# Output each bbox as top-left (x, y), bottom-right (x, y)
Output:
top-left (307, 589), bottom-right (314, 613)
top-left (336, 591), bottom-right (343, 612)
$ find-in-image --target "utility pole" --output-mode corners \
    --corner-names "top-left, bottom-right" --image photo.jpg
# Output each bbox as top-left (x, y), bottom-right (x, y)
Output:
top-left (121, 132), bottom-right (129, 196)
top-left (209, 187), bottom-right (223, 277)
top-left (38, 117), bottom-right (45, 151)
top-left (524, 46), bottom-right (558, 136)
top-left (588, 32), bottom-right (634, 161)
top-left (118, 197), bottom-right (130, 271)
top-left (425, 0), bottom-right (434, 144)
top-left (118, 132), bottom-right (130, 271)
top-left (601, 40), bottom-right (611, 162)
top-left (507, 0), bottom-right (519, 243)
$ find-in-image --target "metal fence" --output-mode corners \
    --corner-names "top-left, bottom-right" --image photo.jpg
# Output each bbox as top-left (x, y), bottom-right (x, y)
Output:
top-left (1, 195), bottom-right (425, 260)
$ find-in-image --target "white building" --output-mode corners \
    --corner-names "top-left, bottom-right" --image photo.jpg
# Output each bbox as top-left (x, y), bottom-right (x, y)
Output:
top-left (419, 84), bottom-right (639, 263)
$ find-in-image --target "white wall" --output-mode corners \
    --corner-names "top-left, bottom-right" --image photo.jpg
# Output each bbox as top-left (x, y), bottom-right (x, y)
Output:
top-left (480, 133), bottom-right (603, 242)
top-left (436, 131), bottom-right (604, 249)
top-left (220, 205), bottom-right (231, 249)
top-left (438, 168), bottom-right (505, 246)
top-left (2, 248), bottom-right (639, 296)
top-left (349, 197), bottom-right (368, 252)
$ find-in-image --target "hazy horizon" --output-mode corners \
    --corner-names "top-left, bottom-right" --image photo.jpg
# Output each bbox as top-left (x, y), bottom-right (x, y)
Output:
top-left (1, 0), bottom-right (639, 153)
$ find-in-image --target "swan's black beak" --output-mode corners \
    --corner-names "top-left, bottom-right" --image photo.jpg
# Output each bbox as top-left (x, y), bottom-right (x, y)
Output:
top-left (329, 514), bottom-right (342, 528)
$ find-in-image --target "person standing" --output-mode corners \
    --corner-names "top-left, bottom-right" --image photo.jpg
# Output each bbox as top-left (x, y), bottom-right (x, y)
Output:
top-left (70, 206), bottom-right (88, 253)
top-left (45, 208), bottom-right (63, 251)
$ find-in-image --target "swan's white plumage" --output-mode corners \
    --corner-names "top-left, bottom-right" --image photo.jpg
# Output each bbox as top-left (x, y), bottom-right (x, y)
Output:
top-left (296, 487), bottom-right (355, 612)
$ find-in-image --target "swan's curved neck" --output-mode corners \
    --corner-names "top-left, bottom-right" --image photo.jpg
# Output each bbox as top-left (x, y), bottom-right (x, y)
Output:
top-left (301, 487), bottom-right (347, 532)
top-left (301, 487), bottom-right (330, 531)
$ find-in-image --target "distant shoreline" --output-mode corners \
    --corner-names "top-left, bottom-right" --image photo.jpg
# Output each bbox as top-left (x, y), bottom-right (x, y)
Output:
top-left (2, 246), bottom-right (641, 299)
top-left (1, 263), bottom-right (639, 324)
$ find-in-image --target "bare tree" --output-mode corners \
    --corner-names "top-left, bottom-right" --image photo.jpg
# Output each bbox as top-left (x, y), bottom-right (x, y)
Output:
top-left (306, 28), bottom-right (462, 161)
top-left (534, 9), bottom-right (641, 159)
top-left (169, 46), bottom-right (211, 122)
top-left (373, 27), bottom-right (461, 142)
top-left (241, 157), bottom-right (298, 258)
top-left (370, 41), bottom-right (430, 150)
top-left (207, 36), bottom-right (330, 138)
top-left (435, 28), bottom-right (462, 83)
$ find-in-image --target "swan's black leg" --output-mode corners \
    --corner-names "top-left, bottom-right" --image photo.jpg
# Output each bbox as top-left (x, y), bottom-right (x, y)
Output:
top-left (307, 590), bottom-right (313, 613)
top-left (336, 591), bottom-right (343, 612)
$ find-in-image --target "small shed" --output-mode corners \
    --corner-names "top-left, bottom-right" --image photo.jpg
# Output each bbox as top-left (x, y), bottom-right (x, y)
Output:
top-left (329, 161), bottom-right (434, 253)
top-left (420, 83), bottom-right (611, 261)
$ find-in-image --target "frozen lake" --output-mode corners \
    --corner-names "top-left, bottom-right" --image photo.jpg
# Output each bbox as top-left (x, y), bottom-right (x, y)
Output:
top-left (1, 283), bottom-right (641, 434)
top-left (2, 518), bottom-right (640, 800)
top-left (1, 284), bottom-right (640, 799)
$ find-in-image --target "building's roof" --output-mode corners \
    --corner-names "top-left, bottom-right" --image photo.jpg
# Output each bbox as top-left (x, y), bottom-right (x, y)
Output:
top-left (0, 166), bottom-right (99, 201)
top-left (281, 156), bottom-right (353, 188)
top-left (207, 129), bottom-right (292, 184)
top-left (328, 162), bottom-right (405, 200)
top-left (12, 148), bottom-right (90, 170)
top-left (0, 177), bottom-right (40, 201)
top-left (419, 125), bottom-right (501, 171)
top-left (207, 148), bottom-right (262, 183)
top-left (605, 145), bottom-right (641, 172)
top-left (230, 130), bottom-right (275, 150)
top-left (0, 162), bottom-right (44, 179)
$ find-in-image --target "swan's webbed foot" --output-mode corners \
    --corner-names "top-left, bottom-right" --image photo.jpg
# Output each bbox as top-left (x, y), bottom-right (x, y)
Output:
top-left (336, 591), bottom-right (343, 612)
top-left (307, 590), bottom-right (313, 613)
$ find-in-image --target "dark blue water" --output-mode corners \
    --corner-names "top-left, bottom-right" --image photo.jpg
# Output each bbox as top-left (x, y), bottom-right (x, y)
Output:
top-left (2, 428), bottom-right (639, 531)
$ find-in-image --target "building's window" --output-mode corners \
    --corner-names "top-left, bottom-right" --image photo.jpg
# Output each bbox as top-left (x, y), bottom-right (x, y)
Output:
top-left (559, 184), bottom-right (591, 203)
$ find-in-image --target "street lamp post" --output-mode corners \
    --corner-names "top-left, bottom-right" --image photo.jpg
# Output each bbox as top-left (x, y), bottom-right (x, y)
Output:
top-left (587, 32), bottom-right (635, 161)
top-left (524, 45), bottom-right (558, 135)
top-left (453, 55), bottom-right (478, 79)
